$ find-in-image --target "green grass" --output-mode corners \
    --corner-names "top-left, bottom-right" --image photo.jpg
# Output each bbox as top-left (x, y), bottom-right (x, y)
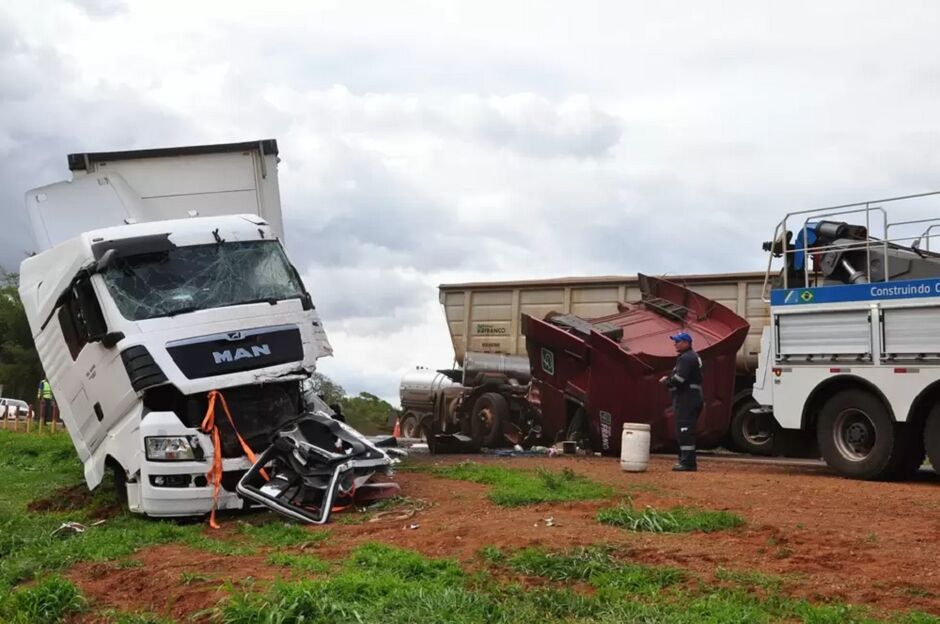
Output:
top-left (503, 546), bottom-right (685, 596)
top-left (597, 501), bottom-right (744, 533)
top-left (100, 610), bottom-right (175, 624)
top-left (4, 433), bottom-right (940, 624)
top-left (714, 567), bottom-right (784, 591)
top-left (0, 431), bottom-right (287, 593)
top-left (266, 552), bottom-right (331, 574)
top-left (236, 520), bottom-right (330, 548)
top-left (0, 575), bottom-right (86, 623)
top-left (0, 431), bottom-right (344, 594)
top-left (427, 461), bottom-right (613, 506)
top-left (0, 431), bottom-right (84, 512)
top-left (218, 542), bottom-right (940, 624)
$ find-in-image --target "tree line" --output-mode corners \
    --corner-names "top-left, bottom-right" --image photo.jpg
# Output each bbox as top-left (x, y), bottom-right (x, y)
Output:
top-left (0, 272), bottom-right (42, 401)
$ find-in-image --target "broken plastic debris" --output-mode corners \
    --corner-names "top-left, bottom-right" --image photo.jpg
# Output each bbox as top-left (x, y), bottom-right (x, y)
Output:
top-left (237, 410), bottom-right (400, 524)
top-left (51, 521), bottom-right (87, 536)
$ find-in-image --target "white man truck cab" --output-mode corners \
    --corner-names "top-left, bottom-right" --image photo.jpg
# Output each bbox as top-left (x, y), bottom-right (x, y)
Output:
top-left (18, 140), bottom-right (333, 517)
top-left (753, 191), bottom-right (940, 479)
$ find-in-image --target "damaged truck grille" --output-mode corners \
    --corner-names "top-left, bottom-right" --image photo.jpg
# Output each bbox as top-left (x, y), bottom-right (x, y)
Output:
top-left (144, 382), bottom-right (302, 458)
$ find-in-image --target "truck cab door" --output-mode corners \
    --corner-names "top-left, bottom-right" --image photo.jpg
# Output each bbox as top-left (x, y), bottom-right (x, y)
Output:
top-left (56, 275), bottom-right (136, 455)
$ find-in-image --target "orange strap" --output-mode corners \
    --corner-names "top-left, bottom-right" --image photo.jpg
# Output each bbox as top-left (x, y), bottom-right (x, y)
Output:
top-left (200, 390), bottom-right (267, 529)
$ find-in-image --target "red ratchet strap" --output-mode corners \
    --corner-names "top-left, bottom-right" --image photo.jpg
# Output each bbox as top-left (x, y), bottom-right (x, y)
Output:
top-left (200, 390), bottom-right (268, 529)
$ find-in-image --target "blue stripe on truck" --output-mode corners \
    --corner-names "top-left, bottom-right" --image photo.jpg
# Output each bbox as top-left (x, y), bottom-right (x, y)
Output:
top-left (771, 277), bottom-right (940, 306)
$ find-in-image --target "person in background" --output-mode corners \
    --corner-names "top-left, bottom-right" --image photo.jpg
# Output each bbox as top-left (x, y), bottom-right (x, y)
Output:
top-left (659, 332), bottom-right (704, 472)
top-left (36, 378), bottom-right (55, 424)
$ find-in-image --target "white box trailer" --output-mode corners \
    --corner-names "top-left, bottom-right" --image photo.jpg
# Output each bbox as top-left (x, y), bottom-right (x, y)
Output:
top-left (27, 140), bottom-right (284, 252)
top-left (19, 140), bottom-right (334, 518)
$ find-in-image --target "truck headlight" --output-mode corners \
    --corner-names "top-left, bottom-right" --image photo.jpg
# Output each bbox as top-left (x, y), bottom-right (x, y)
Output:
top-left (145, 436), bottom-right (203, 461)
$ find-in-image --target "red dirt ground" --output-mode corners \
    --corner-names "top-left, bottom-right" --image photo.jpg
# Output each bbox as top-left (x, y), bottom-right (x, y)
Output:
top-left (29, 484), bottom-right (123, 521)
top-left (65, 454), bottom-right (940, 621)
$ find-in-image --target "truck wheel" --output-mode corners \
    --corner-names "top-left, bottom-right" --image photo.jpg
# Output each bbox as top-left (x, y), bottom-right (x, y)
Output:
top-left (565, 406), bottom-right (591, 449)
top-left (729, 397), bottom-right (775, 456)
top-left (817, 389), bottom-right (902, 480)
top-left (893, 423), bottom-right (926, 479)
top-left (399, 413), bottom-right (419, 438)
top-left (923, 405), bottom-right (940, 475)
top-left (471, 393), bottom-right (508, 448)
top-left (112, 464), bottom-right (128, 504)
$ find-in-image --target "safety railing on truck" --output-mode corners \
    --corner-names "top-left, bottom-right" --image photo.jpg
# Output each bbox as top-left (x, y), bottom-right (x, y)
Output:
top-left (761, 191), bottom-right (940, 302)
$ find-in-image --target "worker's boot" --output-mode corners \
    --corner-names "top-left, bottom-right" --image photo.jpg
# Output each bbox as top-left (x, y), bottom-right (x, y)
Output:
top-left (672, 449), bottom-right (697, 472)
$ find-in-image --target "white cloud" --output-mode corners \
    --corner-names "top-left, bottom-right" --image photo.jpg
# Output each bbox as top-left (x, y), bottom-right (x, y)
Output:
top-left (3, 0), bottom-right (940, 403)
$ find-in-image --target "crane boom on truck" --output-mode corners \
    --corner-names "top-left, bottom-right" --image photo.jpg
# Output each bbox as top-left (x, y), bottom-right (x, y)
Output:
top-left (752, 191), bottom-right (940, 479)
top-left (17, 140), bottom-right (346, 517)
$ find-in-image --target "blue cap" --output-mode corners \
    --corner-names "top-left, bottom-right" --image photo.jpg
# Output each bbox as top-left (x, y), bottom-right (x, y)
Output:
top-left (670, 332), bottom-right (693, 343)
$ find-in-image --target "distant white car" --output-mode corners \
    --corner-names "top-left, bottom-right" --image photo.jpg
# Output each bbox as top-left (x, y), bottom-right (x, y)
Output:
top-left (0, 398), bottom-right (30, 420)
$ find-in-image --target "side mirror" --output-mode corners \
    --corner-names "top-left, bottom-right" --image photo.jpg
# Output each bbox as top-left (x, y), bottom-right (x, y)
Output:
top-left (100, 331), bottom-right (125, 348)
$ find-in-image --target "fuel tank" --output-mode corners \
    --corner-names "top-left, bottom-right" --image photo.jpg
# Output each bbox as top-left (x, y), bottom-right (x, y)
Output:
top-left (399, 368), bottom-right (462, 414)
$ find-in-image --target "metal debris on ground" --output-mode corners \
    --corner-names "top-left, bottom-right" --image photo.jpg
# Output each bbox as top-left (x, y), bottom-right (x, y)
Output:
top-left (51, 520), bottom-right (106, 537)
top-left (485, 446), bottom-right (555, 457)
top-left (368, 498), bottom-right (431, 523)
top-left (236, 410), bottom-right (403, 524)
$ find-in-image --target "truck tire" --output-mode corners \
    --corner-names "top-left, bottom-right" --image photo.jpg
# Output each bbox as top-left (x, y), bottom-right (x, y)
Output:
top-left (112, 464), bottom-right (128, 504)
top-left (565, 405), bottom-right (591, 449)
top-left (893, 423), bottom-right (926, 479)
top-left (471, 393), bottom-right (508, 448)
top-left (923, 405), bottom-right (940, 475)
top-left (817, 389), bottom-right (903, 480)
top-left (729, 397), bottom-right (775, 456)
top-left (399, 412), bottom-right (419, 438)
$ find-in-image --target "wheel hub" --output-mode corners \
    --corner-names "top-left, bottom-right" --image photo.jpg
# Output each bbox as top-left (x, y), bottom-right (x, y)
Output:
top-left (743, 413), bottom-right (773, 445)
top-left (834, 409), bottom-right (876, 461)
top-left (845, 422), bottom-right (869, 446)
top-left (477, 407), bottom-right (500, 440)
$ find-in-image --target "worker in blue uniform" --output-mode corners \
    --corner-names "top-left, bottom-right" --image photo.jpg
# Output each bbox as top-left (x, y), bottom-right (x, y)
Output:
top-left (659, 332), bottom-right (703, 472)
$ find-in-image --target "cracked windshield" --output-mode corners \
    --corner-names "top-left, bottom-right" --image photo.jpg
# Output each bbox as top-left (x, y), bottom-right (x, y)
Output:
top-left (102, 240), bottom-right (306, 320)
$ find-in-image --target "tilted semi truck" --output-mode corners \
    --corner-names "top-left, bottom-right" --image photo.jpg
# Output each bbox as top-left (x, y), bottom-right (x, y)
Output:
top-left (401, 271), bottom-right (776, 454)
top-left (17, 140), bottom-right (339, 517)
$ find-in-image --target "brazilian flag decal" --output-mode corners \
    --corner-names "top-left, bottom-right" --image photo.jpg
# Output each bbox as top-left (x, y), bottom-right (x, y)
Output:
top-left (799, 290), bottom-right (814, 303)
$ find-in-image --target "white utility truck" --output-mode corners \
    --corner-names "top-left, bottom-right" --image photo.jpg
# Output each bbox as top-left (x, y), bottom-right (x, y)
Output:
top-left (753, 192), bottom-right (940, 479)
top-left (18, 140), bottom-right (334, 516)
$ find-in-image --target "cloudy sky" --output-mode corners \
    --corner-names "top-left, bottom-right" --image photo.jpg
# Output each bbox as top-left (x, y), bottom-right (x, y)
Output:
top-left (2, 0), bottom-right (940, 403)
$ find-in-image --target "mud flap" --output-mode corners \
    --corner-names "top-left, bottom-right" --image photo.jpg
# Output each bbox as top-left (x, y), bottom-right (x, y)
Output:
top-left (236, 412), bottom-right (400, 524)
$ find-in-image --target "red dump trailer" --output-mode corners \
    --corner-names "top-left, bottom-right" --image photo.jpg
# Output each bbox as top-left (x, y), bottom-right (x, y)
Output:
top-left (522, 274), bottom-right (749, 455)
